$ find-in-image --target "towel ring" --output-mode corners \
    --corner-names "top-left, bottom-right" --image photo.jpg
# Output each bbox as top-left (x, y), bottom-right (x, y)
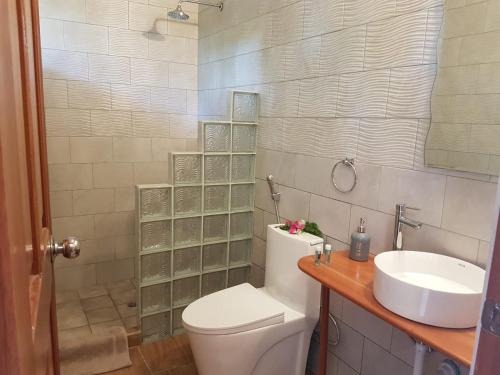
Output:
top-left (331, 158), bottom-right (357, 193)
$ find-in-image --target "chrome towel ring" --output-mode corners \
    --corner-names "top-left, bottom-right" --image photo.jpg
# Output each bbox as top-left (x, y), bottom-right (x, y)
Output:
top-left (331, 158), bottom-right (357, 193)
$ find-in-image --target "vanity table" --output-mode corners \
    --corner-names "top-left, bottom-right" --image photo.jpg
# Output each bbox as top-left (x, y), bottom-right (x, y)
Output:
top-left (298, 251), bottom-right (476, 375)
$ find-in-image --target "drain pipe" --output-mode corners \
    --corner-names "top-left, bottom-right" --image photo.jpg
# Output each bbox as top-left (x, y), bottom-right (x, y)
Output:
top-left (266, 175), bottom-right (281, 223)
top-left (413, 342), bottom-right (428, 375)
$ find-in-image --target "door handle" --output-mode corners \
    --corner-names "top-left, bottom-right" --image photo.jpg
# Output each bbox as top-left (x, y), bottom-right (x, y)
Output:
top-left (50, 237), bottom-right (80, 262)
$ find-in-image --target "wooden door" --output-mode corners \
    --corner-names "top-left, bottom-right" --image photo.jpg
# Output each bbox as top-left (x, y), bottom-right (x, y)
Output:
top-left (0, 0), bottom-right (60, 374)
top-left (473, 206), bottom-right (500, 374)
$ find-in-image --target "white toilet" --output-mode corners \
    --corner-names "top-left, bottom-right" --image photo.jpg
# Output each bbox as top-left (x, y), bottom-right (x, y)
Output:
top-left (182, 224), bottom-right (323, 375)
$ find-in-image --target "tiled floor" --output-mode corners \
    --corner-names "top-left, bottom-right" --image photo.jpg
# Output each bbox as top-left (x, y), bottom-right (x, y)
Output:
top-left (105, 334), bottom-right (198, 375)
top-left (56, 280), bottom-right (138, 341)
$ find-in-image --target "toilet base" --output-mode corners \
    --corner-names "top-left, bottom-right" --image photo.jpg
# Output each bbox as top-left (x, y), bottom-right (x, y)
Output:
top-left (187, 314), bottom-right (315, 375)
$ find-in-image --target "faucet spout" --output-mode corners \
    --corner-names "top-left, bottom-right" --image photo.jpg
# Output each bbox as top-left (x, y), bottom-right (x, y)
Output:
top-left (393, 204), bottom-right (423, 251)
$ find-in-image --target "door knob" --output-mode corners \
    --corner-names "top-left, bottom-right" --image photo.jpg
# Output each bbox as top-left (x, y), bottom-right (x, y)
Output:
top-left (50, 237), bottom-right (80, 262)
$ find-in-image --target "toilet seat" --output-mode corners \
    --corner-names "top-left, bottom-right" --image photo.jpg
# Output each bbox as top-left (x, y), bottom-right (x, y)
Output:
top-left (182, 283), bottom-right (285, 335)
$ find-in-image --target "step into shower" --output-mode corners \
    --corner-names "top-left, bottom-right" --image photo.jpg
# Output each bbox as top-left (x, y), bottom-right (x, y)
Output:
top-left (136, 91), bottom-right (259, 343)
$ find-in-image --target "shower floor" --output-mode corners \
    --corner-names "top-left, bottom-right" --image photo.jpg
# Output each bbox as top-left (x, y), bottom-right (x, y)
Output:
top-left (56, 280), bottom-right (138, 342)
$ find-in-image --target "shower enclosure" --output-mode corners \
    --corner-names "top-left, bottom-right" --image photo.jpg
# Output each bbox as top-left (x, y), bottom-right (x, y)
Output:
top-left (136, 91), bottom-right (258, 342)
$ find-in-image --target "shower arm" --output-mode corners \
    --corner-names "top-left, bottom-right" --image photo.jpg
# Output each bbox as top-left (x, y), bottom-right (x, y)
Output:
top-left (180, 0), bottom-right (223, 11)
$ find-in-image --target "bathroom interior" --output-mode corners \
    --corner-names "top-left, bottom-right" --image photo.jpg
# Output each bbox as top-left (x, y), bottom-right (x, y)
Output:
top-left (1, 0), bottom-right (500, 374)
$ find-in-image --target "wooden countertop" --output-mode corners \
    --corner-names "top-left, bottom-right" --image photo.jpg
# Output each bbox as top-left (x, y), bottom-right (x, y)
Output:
top-left (298, 251), bottom-right (476, 367)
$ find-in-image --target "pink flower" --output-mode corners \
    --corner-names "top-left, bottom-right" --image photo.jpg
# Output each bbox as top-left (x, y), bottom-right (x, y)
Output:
top-left (289, 219), bottom-right (306, 234)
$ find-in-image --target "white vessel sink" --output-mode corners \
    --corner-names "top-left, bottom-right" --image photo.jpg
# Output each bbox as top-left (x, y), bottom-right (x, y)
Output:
top-left (373, 251), bottom-right (485, 328)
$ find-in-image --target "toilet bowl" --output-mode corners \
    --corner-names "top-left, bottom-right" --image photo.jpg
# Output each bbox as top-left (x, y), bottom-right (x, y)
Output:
top-left (182, 225), bottom-right (323, 375)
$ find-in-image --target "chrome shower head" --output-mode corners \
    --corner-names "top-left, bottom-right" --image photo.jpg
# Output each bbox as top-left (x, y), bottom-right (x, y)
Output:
top-left (168, 2), bottom-right (190, 21)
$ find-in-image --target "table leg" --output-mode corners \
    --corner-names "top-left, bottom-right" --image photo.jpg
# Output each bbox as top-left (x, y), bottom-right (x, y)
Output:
top-left (319, 284), bottom-right (329, 375)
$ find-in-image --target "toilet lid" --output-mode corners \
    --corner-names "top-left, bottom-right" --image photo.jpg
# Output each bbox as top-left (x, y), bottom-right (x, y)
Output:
top-left (182, 283), bottom-right (285, 335)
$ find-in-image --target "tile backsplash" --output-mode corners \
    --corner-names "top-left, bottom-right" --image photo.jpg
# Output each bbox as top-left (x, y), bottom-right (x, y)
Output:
top-left (40, 0), bottom-right (199, 290)
top-left (198, 0), bottom-right (497, 373)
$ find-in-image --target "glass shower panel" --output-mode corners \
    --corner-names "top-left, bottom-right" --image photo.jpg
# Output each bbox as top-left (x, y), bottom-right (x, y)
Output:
top-left (141, 252), bottom-right (171, 283)
top-left (174, 186), bottom-right (202, 216)
top-left (230, 184), bottom-right (254, 211)
top-left (140, 187), bottom-right (172, 219)
top-left (202, 271), bottom-right (227, 296)
top-left (173, 276), bottom-right (200, 307)
top-left (232, 92), bottom-right (258, 122)
top-left (173, 154), bottom-right (202, 185)
top-left (202, 243), bottom-right (227, 271)
top-left (228, 267), bottom-right (250, 288)
top-left (204, 122), bottom-right (231, 152)
top-left (173, 246), bottom-right (201, 277)
top-left (141, 312), bottom-right (171, 343)
top-left (141, 282), bottom-right (171, 315)
top-left (204, 185), bottom-right (229, 213)
top-left (231, 155), bottom-right (255, 183)
top-left (204, 155), bottom-right (230, 183)
top-left (229, 239), bottom-right (252, 266)
top-left (203, 214), bottom-right (229, 243)
top-left (174, 217), bottom-right (202, 247)
top-left (141, 220), bottom-right (172, 251)
top-left (230, 212), bottom-right (253, 239)
top-left (232, 124), bottom-right (257, 152)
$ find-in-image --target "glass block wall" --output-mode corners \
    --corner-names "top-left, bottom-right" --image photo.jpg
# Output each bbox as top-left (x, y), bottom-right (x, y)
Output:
top-left (136, 92), bottom-right (258, 343)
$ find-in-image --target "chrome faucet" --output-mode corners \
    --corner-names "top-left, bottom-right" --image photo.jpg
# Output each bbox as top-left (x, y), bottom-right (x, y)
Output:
top-left (393, 204), bottom-right (423, 250)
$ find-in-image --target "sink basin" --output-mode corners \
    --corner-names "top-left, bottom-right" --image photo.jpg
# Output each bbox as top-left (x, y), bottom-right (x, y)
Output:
top-left (373, 251), bottom-right (485, 328)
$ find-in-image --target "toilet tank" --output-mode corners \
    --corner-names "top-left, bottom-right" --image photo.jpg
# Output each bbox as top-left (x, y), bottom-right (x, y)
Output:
top-left (264, 224), bottom-right (323, 318)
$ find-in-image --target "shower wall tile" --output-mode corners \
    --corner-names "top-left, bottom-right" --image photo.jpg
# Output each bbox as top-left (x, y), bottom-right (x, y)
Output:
top-left (42, 0), bottom-right (198, 291)
top-left (86, 0), bottom-right (129, 28)
top-left (109, 28), bottom-right (149, 58)
top-left (298, 75), bottom-right (339, 118)
top-left (63, 22), bottom-right (109, 54)
top-left (303, 0), bottom-right (343, 38)
top-left (89, 54), bottom-right (131, 84)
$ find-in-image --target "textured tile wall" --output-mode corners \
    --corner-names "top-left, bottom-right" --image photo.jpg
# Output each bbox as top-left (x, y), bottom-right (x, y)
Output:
top-left (40, 0), bottom-right (199, 290)
top-left (198, 0), bottom-right (498, 373)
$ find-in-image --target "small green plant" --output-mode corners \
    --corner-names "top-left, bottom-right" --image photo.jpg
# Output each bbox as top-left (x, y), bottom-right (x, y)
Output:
top-left (280, 219), bottom-right (323, 237)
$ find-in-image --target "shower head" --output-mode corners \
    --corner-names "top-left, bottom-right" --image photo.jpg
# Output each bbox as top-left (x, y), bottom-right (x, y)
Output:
top-left (168, 1), bottom-right (223, 22)
top-left (168, 2), bottom-right (190, 21)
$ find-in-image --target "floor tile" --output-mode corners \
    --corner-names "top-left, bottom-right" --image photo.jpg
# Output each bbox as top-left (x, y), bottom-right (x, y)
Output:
top-left (58, 325), bottom-right (92, 342)
top-left (82, 295), bottom-right (114, 311)
top-left (140, 336), bottom-right (192, 372)
top-left (86, 306), bottom-right (121, 324)
top-left (173, 335), bottom-right (194, 362)
top-left (110, 289), bottom-right (137, 305)
top-left (106, 280), bottom-right (134, 294)
top-left (57, 301), bottom-right (88, 330)
top-left (104, 347), bottom-right (150, 375)
top-left (78, 285), bottom-right (108, 299)
top-left (56, 290), bottom-right (80, 304)
top-left (167, 363), bottom-right (198, 375)
top-left (91, 319), bottom-right (125, 335)
top-left (117, 303), bottom-right (137, 318)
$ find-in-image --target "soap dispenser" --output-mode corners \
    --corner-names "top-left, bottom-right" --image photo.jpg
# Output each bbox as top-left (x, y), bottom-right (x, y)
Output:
top-left (350, 218), bottom-right (370, 262)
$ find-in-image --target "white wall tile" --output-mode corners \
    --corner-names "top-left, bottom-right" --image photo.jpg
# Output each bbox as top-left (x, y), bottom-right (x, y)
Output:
top-left (45, 109), bottom-right (91, 136)
top-left (149, 35), bottom-right (198, 64)
top-left (40, 18), bottom-right (64, 49)
top-left (114, 187), bottom-right (136, 212)
top-left (271, 2), bottom-right (304, 47)
top-left (73, 189), bottom-right (115, 215)
top-left (343, 0), bottom-right (397, 28)
top-left (133, 162), bottom-right (170, 184)
top-left (337, 70), bottom-right (390, 117)
top-left (169, 63), bottom-right (197, 90)
top-left (151, 87), bottom-right (187, 113)
top-left (255, 149), bottom-right (296, 187)
top-left (129, 3), bottom-right (168, 34)
top-left (91, 110), bottom-right (133, 136)
top-left (349, 205), bottom-right (394, 253)
top-left (39, 0), bottom-right (86, 22)
top-left (49, 164), bottom-right (93, 191)
top-left (94, 212), bottom-right (135, 238)
top-left (89, 54), bottom-right (131, 84)
top-left (53, 215), bottom-right (94, 241)
top-left (298, 75), bottom-right (339, 118)
top-left (169, 114), bottom-right (197, 138)
top-left (47, 137), bottom-right (71, 164)
top-left (63, 22), bottom-right (108, 54)
top-left (86, 0), bottom-right (129, 27)
top-left (303, 0), bottom-right (343, 38)
top-left (277, 186), bottom-right (311, 221)
top-left (93, 163), bottom-right (134, 188)
top-left (361, 339), bottom-right (412, 375)
top-left (43, 79), bottom-right (68, 108)
top-left (132, 112), bottom-right (170, 137)
top-left (309, 195), bottom-right (351, 243)
top-left (70, 137), bottom-right (113, 163)
top-left (111, 84), bottom-right (151, 111)
top-left (378, 167), bottom-right (446, 226)
top-left (42, 49), bottom-right (89, 81)
top-left (113, 137), bottom-right (152, 162)
top-left (131, 59), bottom-right (169, 87)
top-left (50, 191), bottom-right (73, 218)
top-left (442, 177), bottom-right (497, 241)
top-left (109, 28), bottom-right (149, 58)
top-left (68, 81), bottom-right (111, 110)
